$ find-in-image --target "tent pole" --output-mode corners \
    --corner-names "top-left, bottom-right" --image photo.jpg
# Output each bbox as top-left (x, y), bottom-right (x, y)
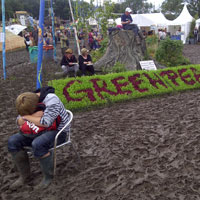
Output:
top-left (2, 0), bottom-right (6, 80)
top-left (68, 0), bottom-right (80, 55)
top-left (36, 0), bottom-right (45, 89)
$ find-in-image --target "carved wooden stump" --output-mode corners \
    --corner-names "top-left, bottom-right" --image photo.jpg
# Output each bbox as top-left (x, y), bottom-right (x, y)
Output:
top-left (94, 29), bottom-right (147, 71)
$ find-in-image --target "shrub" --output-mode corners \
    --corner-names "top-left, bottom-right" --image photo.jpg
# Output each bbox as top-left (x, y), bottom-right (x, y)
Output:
top-left (155, 38), bottom-right (190, 67)
top-left (145, 35), bottom-right (159, 46)
top-left (188, 19), bottom-right (196, 38)
top-left (91, 37), bottom-right (109, 63)
top-left (102, 62), bottom-right (127, 73)
top-left (145, 35), bottom-right (159, 58)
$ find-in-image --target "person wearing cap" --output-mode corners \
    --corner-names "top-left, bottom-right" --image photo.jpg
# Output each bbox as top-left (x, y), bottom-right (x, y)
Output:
top-left (78, 48), bottom-right (95, 76)
top-left (121, 7), bottom-right (140, 37)
top-left (121, 7), bottom-right (133, 29)
top-left (60, 48), bottom-right (79, 77)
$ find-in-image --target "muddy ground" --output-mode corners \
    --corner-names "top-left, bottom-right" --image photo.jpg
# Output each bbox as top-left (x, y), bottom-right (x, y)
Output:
top-left (0, 44), bottom-right (200, 200)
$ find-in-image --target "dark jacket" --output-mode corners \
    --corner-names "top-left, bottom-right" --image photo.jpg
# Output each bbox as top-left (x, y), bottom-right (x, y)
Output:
top-left (60, 55), bottom-right (77, 67)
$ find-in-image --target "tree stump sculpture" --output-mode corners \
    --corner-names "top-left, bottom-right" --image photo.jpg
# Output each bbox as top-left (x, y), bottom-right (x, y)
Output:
top-left (94, 29), bottom-right (147, 71)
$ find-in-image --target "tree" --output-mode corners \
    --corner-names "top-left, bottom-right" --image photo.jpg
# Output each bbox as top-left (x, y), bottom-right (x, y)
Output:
top-left (161, 0), bottom-right (183, 20)
top-left (186, 0), bottom-right (200, 18)
top-left (95, 1), bottom-right (117, 36)
top-left (161, 0), bottom-right (200, 19)
top-left (94, 30), bottom-right (147, 71)
top-left (121, 0), bottom-right (153, 14)
top-left (112, 0), bottom-right (153, 14)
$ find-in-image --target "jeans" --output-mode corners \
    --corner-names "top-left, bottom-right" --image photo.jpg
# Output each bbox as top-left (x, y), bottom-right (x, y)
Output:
top-left (124, 24), bottom-right (139, 35)
top-left (8, 130), bottom-right (67, 158)
top-left (61, 64), bottom-right (79, 76)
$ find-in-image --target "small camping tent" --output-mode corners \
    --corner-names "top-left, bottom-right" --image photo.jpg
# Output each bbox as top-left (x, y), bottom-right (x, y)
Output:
top-left (167, 4), bottom-right (194, 43)
top-left (0, 28), bottom-right (25, 51)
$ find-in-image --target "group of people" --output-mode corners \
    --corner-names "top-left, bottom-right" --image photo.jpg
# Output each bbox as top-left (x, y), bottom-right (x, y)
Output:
top-left (78, 29), bottom-right (103, 51)
top-left (88, 29), bottom-right (102, 50)
top-left (158, 29), bottom-right (167, 40)
top-left (23, 25), bottom-right (39, 51)
top-left (24, 25), bottom-right (55, 51)
top-left (60, 47), bottom-right (95, 77)
top-left (7, 9), bottom-right (143, 190)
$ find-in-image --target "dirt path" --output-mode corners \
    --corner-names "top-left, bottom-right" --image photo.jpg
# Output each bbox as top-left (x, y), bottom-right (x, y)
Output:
top-left (0, 44), bottom-right (200, 200)
top-left (183, 44), bottom-right (200, 64)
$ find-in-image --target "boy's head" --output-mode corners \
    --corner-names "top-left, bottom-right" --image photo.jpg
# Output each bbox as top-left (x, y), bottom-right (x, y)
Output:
top-left (16, 92), bottom-right (39, 116)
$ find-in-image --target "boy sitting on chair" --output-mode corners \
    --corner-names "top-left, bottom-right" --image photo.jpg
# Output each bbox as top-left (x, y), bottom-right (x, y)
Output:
top-left (8, 86), bottom-right (70, 189)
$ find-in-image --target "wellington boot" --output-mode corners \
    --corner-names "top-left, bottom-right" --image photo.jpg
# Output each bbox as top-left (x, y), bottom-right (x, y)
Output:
top-left (35, 153), bottom-right (54, 190)
top-left (10, 150), bottom-right (31, 190)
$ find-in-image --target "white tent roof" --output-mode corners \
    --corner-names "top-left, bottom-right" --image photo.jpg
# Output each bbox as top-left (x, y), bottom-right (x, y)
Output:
top-left (131, 14), bottom-right (155, 27)
top-left (6, 24), bottom-right (27, 35)
top-left (169, 4), bottom-right (194, 25)
top-left (140, 13), bottom-right (171, 26)
top-left (116, 12), bottom-right (170, 27)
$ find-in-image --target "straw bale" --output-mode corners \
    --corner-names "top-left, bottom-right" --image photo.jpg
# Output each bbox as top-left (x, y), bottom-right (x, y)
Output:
top-left (0, 28), bottom-right (25, 52)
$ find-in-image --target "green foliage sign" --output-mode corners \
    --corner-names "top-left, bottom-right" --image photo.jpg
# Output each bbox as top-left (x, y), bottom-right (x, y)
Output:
top-left (49, 65), bottom-right (200, 111)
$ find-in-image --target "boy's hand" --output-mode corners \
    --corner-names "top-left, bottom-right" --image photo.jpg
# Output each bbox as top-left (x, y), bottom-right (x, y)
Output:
top-left (17, 117), bottom-right (26, 126)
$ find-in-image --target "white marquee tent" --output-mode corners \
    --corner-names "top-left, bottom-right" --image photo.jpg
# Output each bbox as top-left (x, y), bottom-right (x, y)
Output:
top-left (115, 4), bottom-right (193, 44)
top-left (167, 3), bottom-right (194, 43)
top-left (115, 12), bottom-right (170, 29)
top-left (140, 13), bottom-right (171, 27)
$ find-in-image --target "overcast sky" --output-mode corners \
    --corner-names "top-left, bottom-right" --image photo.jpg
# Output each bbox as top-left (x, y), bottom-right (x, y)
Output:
top-left (85, 0), bottom-right (165, 9)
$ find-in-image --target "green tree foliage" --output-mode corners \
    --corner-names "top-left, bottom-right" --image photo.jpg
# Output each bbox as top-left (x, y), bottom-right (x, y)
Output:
top-left (155, 38), bottom-right (190, 67)
top-left (0, 0), bottom-right (40, 20)
top-left (0, 0), bottom-right (92, 21)
top-left (161, 0), bottom-right (183, 20)
top-left (113, 0), bottom-right (153, 14)
top-left (161, 0), bottom-right (200, 19)
top-left (53, 0), bottom-right (71, 20)
top-left (188, 19), bottom-right (196, 38)
top-left (187, 0), bottom-right (200, 18)
top-left (95, 1), bottom-right (117, 36)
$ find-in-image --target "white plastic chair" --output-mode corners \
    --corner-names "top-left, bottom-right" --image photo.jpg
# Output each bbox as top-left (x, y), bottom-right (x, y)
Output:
top-left (25, 109), bottom-right (80, 175)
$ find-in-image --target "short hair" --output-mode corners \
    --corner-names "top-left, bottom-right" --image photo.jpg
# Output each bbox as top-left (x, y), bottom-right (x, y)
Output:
top-left (81, 48), bottom-right (89, 55)
top-left (65, 48), bottom-right (73, 54)
top-left (16, 92), bottom-right (39, 116)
